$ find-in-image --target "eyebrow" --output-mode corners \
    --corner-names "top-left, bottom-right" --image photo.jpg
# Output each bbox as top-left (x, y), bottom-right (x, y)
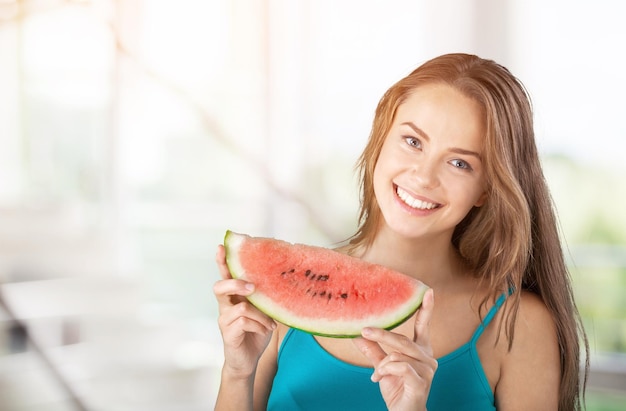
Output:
top-left (402, 121), bottom-right (430, 141)
top-left (400, 121), bottom-right (482, 160)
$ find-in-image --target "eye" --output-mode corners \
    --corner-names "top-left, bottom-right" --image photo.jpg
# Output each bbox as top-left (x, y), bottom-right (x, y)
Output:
top-left (450, 159), bottom-right (472, 171)
top-left (404, 136), bottom-right (421, 149)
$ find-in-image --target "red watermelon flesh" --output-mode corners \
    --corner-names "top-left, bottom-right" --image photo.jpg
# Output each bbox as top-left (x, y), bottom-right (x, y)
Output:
top-left (224, 230), bottom-right (429, 338)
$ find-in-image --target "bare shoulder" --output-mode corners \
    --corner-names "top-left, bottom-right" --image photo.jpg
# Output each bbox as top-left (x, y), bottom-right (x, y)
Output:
top-left (514, 291), bottom-right (557, 337)
top-left (495, 291), bottom-right (560, 410)
top-left (506, 291), bottom-right (559, 370)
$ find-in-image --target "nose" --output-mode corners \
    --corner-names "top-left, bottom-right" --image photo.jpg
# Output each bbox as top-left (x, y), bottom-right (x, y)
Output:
top-left (412, 158), bottom-right (440, 189)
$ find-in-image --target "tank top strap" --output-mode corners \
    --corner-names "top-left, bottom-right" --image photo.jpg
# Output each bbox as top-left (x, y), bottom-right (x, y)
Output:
top-left (470, 291), bottom-right (510, 344)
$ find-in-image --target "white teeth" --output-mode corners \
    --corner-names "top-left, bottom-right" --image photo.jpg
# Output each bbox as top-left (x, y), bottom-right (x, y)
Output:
top-left (396, 186), bottom-right (438, 210)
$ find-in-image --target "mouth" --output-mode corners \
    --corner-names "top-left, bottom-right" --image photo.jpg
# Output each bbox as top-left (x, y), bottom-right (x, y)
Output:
top-left (395, 185), bottom-right (440, 210)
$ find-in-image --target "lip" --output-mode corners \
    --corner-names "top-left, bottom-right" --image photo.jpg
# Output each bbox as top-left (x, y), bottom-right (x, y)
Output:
top-left (393, 184), bottom-right (442, 215)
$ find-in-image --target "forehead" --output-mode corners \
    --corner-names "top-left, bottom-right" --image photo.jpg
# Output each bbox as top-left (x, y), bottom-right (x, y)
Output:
top-left (394, 83), bottom-right (485, 148)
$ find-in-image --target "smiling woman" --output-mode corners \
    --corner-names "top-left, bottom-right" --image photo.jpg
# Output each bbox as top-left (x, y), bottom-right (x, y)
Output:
top-left (213, 53), bottom-right (588, 411)
top-left (372, 83), bottom-right (488, 240)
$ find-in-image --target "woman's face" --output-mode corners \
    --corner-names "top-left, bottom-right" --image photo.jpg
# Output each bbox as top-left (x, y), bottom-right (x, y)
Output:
top-left (372, 82), bottom-right (488, 242)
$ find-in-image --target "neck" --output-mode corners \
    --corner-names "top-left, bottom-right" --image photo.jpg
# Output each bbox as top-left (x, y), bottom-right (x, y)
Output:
top-left (358, 227), bottom-right (464, 290)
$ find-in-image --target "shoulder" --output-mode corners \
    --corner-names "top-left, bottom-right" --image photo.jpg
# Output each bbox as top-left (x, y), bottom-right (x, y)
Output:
top-left (494, 291), bottom-right (560, 409)
top-left (508, 291), bottom-right (558, 353)
top-left (514, 291), bottom-right (556, 333)
top-left (508, 290), bottom-right (559, 360)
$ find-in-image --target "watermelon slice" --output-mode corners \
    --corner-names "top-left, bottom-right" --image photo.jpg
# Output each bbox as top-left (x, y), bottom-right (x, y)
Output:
top-left (224, 230), bottom-right (429, 338)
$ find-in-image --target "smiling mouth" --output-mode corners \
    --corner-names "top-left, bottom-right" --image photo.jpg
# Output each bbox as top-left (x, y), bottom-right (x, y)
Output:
top-left (396, 186), bottom-right (440, 210)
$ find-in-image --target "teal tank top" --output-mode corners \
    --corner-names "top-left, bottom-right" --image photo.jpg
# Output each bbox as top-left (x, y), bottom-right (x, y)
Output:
top-left (266, 292), bottom-right (508, 410)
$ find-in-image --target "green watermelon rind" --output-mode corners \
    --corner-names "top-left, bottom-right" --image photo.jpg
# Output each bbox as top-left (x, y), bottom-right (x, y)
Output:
top-left (223, 230), bottom-right (429, 338)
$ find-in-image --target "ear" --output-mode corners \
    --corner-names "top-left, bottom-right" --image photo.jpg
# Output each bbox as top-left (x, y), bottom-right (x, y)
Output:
top-left (474, 191), bottom-right (488, 207)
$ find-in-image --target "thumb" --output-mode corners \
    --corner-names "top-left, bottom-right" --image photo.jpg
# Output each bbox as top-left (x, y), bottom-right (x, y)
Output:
top-left (414, 288), bottom-right (434, 346)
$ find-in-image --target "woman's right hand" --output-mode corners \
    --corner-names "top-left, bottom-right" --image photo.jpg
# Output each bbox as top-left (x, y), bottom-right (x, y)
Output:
top-left (213, 244), bottom-right (276, 379)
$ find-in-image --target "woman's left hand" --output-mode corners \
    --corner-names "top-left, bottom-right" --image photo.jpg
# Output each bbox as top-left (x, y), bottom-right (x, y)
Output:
top-left (353, 289), bottom-right (437, 411)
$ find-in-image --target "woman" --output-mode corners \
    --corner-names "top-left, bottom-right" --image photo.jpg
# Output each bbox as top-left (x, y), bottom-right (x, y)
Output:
top-left (213, 53), bottom-right (588, 410)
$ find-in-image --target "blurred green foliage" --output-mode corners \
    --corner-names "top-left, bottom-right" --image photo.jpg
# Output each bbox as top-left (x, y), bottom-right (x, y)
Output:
top-left (586, 390), bottom-right (626, 411)
top-left (543, 155), bottom-right (626, 354)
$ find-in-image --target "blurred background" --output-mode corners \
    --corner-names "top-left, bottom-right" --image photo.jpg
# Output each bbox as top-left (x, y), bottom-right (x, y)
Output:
top-left (0, 0), bottom-right (625, 410)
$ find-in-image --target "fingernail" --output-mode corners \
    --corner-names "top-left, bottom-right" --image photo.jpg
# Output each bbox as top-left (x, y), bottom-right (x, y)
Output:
top-left (245, 283), bottom-right (255, 291)
top-left (362, 327), bottom-right (373, 336)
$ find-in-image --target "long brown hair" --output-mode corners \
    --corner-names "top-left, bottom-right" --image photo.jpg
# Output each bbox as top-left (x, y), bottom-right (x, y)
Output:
top-left (350, 53), bottom-right (588, 410)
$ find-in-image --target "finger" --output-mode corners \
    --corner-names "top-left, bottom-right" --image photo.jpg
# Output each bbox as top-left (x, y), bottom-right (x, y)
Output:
top-left (373, 353), bottom-right (420, 382)
top-left (213, 278), bottom-right (255, 307)
top-left (353, 336), bottom-right (387, 365)
top-left (413, 289), bottom-right (434, 347)
top-left (220, 315), bottom-right (275, 339)
top-left (374, 351), bottom-right (436, 383)
top-left (219, 302), bottom-right (276, 335)
top-left (360, 327), bottom-right (422, 360)
top-left (215, 244), bottom-right (232, 280)
top-left (373, 361), bottom-right (436, 400)
top-left (369, 350), bottom-right (411, 382)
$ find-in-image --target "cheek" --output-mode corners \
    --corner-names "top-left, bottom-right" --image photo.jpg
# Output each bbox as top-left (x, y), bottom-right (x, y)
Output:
top-left (372, 164), bottom-right (386, 199)
top-left (473, 177), bottom-right (488, 207)
top-left (447, 178), bottom-right (486, 209)
top-left (372, 150), bottom-right (394, 187)
top-left (372, 161), bottom-right (400, 211)
top-left (474, 190), bottom-right (488, 207)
